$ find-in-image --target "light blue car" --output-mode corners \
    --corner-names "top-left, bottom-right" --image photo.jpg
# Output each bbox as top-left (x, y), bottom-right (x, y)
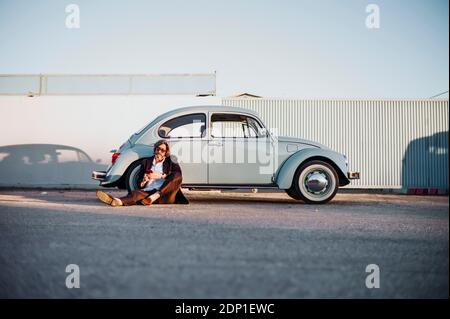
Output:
top-left (92, 105), bottom-right (359, 203)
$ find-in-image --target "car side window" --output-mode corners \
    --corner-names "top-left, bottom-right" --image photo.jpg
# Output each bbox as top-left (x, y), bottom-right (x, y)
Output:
top-left (56, 149), bottom-right (78, 163)
top-left (211, 113), bottom-right (266, 138)
top-left (158, 113), bottom-right (206, 138)
top-left (247, 117), bottom-right (265, 138)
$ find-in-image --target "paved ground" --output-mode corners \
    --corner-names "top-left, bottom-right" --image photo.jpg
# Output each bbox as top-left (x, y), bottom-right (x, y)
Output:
top-left (0, 189), bottom-right (448, 298)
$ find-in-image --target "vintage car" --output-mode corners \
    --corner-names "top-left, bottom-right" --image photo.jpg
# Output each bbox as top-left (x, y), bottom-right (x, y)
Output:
top-left (92, 105), bottom-right (359, 203)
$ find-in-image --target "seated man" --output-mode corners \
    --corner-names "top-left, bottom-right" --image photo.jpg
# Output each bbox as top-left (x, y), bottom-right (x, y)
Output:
top-left (96, 140), bottom-right (188, 206)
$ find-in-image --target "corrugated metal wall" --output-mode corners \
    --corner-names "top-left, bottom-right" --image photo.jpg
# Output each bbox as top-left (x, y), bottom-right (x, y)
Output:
top-left (222, 98), bottom-right (449, 190)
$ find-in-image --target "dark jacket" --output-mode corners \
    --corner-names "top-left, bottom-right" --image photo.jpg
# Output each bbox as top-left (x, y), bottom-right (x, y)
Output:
top-left (139, 155), bottom-right (189, 204)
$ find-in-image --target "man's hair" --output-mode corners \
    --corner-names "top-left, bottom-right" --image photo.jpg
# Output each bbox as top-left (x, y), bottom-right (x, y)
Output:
top-left (154, 140), bottom-right (170, 157)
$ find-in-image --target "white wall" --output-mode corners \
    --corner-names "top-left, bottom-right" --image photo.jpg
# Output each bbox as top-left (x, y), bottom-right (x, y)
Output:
top-left (0, 95), bottom-right (220, 187)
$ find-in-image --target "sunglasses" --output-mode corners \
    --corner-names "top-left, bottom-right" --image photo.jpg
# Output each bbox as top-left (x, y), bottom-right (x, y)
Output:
top-left (156, 146), bottom-right (167, 153)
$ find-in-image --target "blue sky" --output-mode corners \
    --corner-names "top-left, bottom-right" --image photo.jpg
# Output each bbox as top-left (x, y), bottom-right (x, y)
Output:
top-left (0, 0), bottom-right (448, 98)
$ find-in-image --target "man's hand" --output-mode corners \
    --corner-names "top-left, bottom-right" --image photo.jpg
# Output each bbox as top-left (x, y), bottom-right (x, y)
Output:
top-left (140, 174), bottom-right (150, 188)
top-left (140, 172), bottom-right (166, 188)
top-left (147, 172), bottom-right (166, 179)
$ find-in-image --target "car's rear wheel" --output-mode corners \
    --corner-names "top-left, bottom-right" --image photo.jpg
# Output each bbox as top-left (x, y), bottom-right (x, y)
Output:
top-left (290, 160), bottom-right (339, 204)
top-left (125, 160), bottom-right (145, 193)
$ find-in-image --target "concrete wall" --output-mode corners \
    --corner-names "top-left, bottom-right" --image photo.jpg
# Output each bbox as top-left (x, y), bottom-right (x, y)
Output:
top-left (0, 95), bottom-right (220, 187)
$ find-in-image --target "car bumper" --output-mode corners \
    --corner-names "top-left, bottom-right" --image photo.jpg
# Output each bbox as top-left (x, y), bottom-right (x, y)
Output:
top-left (347, 171), bottom-right (360, 179)
top-left (92, 170), bottom-right (107, 181)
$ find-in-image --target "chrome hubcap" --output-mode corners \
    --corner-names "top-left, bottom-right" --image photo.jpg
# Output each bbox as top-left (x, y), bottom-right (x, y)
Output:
top-left (304, 171), bottom-right (329, 194)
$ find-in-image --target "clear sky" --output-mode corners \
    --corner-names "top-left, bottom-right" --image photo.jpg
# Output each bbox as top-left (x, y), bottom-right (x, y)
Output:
top-left (0, 0), bottom-right (448, 98)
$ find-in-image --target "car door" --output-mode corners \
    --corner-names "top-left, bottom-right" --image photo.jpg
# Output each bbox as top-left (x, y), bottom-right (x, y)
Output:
top-left (208, 112), bottom-right (275, 184)
top-left (157, 113), bottom-right (208, 184)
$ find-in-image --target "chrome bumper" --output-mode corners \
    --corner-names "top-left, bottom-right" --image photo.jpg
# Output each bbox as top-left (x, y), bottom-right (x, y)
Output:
top-left (92, 170), bottom-right (107, 181)
top-left (347, 171), bottom-right (360, 179)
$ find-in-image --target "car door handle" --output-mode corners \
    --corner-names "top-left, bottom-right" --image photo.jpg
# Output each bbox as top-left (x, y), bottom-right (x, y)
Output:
top-left (209, 141), bottom-right (223, 146)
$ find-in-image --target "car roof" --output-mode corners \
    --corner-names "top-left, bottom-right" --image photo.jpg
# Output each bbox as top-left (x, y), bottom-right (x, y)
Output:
top-left (159, 105), bottom-right (260, 119)
top-left (131, 105), bottom-right (266, 143)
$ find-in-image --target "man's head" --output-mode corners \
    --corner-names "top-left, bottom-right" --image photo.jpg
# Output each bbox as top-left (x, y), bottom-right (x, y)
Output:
top-left (153, 140), bottom-right (170, 161)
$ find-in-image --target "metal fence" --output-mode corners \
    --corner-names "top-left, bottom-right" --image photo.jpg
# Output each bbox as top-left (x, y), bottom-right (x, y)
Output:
top-left (0, 73), bottom-right (216, 96)
top-left (223, 98), bottom-right (449, 190)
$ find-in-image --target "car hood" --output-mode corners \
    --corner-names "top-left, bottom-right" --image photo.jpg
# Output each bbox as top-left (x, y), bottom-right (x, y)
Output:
top-left (276, 136), bottom-right (330, 150)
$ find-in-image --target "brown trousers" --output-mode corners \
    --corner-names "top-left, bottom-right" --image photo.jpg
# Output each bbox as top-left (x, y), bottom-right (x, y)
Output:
top-left (119, 173), bottom-right (183, 205)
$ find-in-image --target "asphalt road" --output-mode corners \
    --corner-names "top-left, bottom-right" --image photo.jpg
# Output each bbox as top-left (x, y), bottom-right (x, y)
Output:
top-left (0, 189), bottom-right (448, 298)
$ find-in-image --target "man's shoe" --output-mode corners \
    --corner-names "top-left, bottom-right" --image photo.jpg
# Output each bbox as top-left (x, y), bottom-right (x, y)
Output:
top-left (96, 191), bottom-right (122, 206)
top-left (141, 197), bottom-right (153, 206)
top-left (141, 192), bottom-right (161, 206)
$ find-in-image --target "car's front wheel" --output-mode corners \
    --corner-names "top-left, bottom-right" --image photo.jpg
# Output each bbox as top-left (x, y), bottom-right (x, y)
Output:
top-left (285, 187), bottom-right (302, 200)
top-left (125, 160), bottom-right (145, 193)
top-left (289, 160), bottom-right (339, 204)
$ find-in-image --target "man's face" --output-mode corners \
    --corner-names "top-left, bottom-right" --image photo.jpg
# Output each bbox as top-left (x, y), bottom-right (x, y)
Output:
top-left (155, 144), bottom-right (167, 161)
